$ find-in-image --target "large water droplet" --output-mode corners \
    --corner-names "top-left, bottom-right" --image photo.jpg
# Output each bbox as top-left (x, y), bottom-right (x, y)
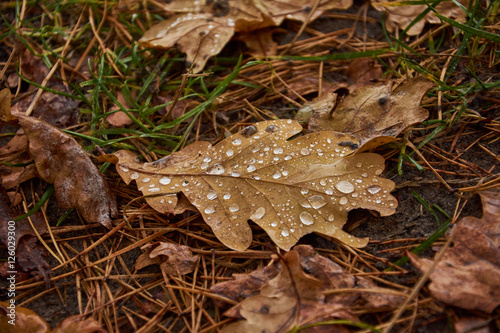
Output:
top-left (206, 164), bottom-right (225, 175)
top-left (281, 229), bottom-right (290, 237)
top-left (204, 206), bottom-right (215, 214)
top-left (282, 170), bottom-right (289, 176)
top-left (339, 197), bottom-right (348, 205)
top-left (299, 211), bottom-right (314, 225)
top-left (148, 187), bottom-right (160, 192)
top-left (335, 181), bottom-right (355, 194)
top-left (119, 165), bottom-right (129, 172)
top-left (247, 164), bottom-right (256, 172)
top-left (231, 171), bottom-right (240, 177)
top-left (328, 215), bottom-right (335, 222)
top-left (159, 177), bottom-right (171, 185)
top-left (142, 178), bottom-right (151, 183)
top-left (272, 172), bottom-right (281, 179)
top-left (240, 125), bottom-right (257, 137)
top-left (229, 204), bottom-right (240, 212)
top-left (300, 188), bottom-right (309, 195)
top-left (207, 191), bottom-right (217, 200)
top-left (300, 200), bottom-right (311, 208)
top-left (223, 193), bottom-right (231, 200)
top-left (325, 188), bottom-right (333, 195)
top-left (273, 147), bottom-right (284, 154)
top-left (300, 148), bottom-right (310, 156)
top-left (308, 195), bottom-right (327, 209)
top-left (203, 156), bottom-right (212, 163)
top-left (232, 138), bottom-right (242, 145)
top-left (265, 125), bottom-right (279, 133)
top-left (367, 185), bottom-right (382, 194)
top-left (284, 155), bottom-right (292, 160)
top-left (130, 172), bottom-right (139, 179)
top-left (320, 179), bottom-right (327, 186)
top-left (361, 173), bottom-right (368, 178)
top-left (226, 149), bottom-right (234, 157)
top-left (271, 221), bottom-right (278, 227)
top-left (251, 207), bottom-right (266, 220)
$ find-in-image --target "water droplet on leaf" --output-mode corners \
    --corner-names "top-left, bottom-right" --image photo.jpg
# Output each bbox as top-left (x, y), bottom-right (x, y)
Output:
top-left (308, 195), bottom-right (327, 209)
top-left (299, 211), bottom-right (314, 225)
top-left (335, 181), bottom-right (355, 194)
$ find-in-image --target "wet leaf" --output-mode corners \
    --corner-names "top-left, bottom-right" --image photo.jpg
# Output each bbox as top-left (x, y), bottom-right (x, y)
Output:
top-left (135, 242), bottom-right (200, 275)
top-left (115, 119), bottom-right (397, 251)
top-left (0, 301), bottom-right (50, 333)
top-left (140, 0), bottom-right (352, 72)
top-left (409, 191), bottom-right (500, 313)
top-left (218, 245), bottom-right (403, 332)
top-left (18, 116), bottom-right (118, 228)
top-left (308, 76), bottom-right (433, 150)
top-left (372, 0), bottom-right (468, 36)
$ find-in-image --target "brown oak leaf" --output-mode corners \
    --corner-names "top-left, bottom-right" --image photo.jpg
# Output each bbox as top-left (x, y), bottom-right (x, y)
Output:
top-left (114, 119), bottom-right (397, 251)
top-left (135, 242), bottom-right (200, 275)
top-left (18, 116), bottom-right (118, 228)
top-left (308, 76), bottom-right (433, 150)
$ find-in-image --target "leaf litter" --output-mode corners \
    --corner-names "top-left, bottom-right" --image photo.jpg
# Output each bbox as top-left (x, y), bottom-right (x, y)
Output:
top-left (114, 119), bottom-right (398, 251)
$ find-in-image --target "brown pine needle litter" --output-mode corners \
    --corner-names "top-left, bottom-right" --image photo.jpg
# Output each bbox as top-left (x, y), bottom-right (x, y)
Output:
top-left (0, 0), bottom-right (499, 332)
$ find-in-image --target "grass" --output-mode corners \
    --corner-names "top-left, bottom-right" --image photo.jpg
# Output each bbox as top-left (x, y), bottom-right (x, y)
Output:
top-left (0, 0), bottom-right (499, 332)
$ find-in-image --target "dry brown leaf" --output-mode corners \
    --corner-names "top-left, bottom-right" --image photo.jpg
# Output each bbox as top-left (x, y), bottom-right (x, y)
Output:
top-left (218, 245), bottom-right (403, 332)
top-left (18, 116), bottom-right (118, 228)
top-left (0, 88), bottom-right (16, 123)
top-left (308, 76), bottom-right (433, 150)
top-left (236, 28), bottom-right (278, 57)
top-left (409, 191), bottom-right (500, 313)
top-left (52, 315), bottom-right (106, 333)
top-left (0, 301), bottom-right (50, 333)
top-left (135, 242), bottom-right (199, 275)
top-left (114, 119), bottom-right (397, 251)
top-left (372, 0), bottom-right (468, 36)
top-left (140, 0), bottom-right (352, 72)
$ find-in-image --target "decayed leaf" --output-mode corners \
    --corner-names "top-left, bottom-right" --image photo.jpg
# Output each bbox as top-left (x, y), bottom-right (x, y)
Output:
top-left (0, 88), bottom-right (16, 123)
top-left (115, 119), bottom-right (397, 251)
top-left (308, 76), bottom-right (433, 150)
top-left (372, 0), bottom-right (468, 36)
top-left (0, 301), bottom-right (50, 333)
top-left (140, 0), bottom-right (352, 72)
top-left (18, 116), bottom-right (118, 228)
top-left (217, 245), bottom-right (404, 332)
top-left (409, 191), bottom-right (500, 313)
top-left (135, 242), bottom-right (199, 275)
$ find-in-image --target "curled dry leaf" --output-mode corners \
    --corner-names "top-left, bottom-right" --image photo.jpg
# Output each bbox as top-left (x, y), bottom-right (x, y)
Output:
top-left (217, 245), bottom-right (404, 332)
top-left (0, 88), bottom-right (16, 123)
top-left (308, 76), bottom-right (433, 150)
top-left (114, 119), bottom-right (397, 251)
top-left (372, 0), bottom-right (468, 36)
top-left (18, 116), bottom-right (118, 228)
top-left (140, 0), bottom-right (352, 72)
top-left (410, 191), bottom-right (500, 313)
top-left (135, 242), bottom-right (199, 275)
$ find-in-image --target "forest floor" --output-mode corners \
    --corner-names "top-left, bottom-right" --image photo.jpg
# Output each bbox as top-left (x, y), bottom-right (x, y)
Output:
top-left (0, 0), bottom-right (499, 332)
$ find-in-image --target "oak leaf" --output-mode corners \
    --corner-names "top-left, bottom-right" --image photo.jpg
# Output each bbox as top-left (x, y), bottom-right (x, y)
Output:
top-left (135, 242), bottom-right (200, 275)
top-left (217, 245), bottom-right (404, 332)
top-left (409, 191), bottom-right (500, 313)
top-left (140, 0), bottom-right (352, 72)
top-left (308, 76), bottom-right (433, 150)
top-left (18, 116), bottom-right (118, 228)
top-left (372, 0), bottom-right (468, 36)
top-left (114, 119), bottom-right (397, 251)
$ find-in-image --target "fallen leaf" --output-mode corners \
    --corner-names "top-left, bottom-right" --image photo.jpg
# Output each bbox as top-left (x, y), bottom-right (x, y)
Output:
top-left (52, 315), bottom-right (106, 333)
top-left (114, 119), bottom-right (397, 251)
top-left (409, 191), bottom-right (500, 313)
top-left (372, 0), bottom-right (468, 36)
top-left (135, 242), bottom-right (200, 275)
top-left (0, 301), bottom-right (50, 333)
top-left (236, 28), bottom-right (278, 57)
top-left (0, 88), bottom-right (16, 123)
top-left (106, 92), bottom-right (135, 127)
top-left (140, 0), bottom-right (352, 72)
top-left (0, 189), bottom-right (51, 281)
top-left (217, 245), bottom-right (403, 332)
top-left (18, 116), bottom-right (118, 228)
top-left (308, 76), bottom-right (433, 150)
top-left (345, 58), bottom-right (383, 89)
